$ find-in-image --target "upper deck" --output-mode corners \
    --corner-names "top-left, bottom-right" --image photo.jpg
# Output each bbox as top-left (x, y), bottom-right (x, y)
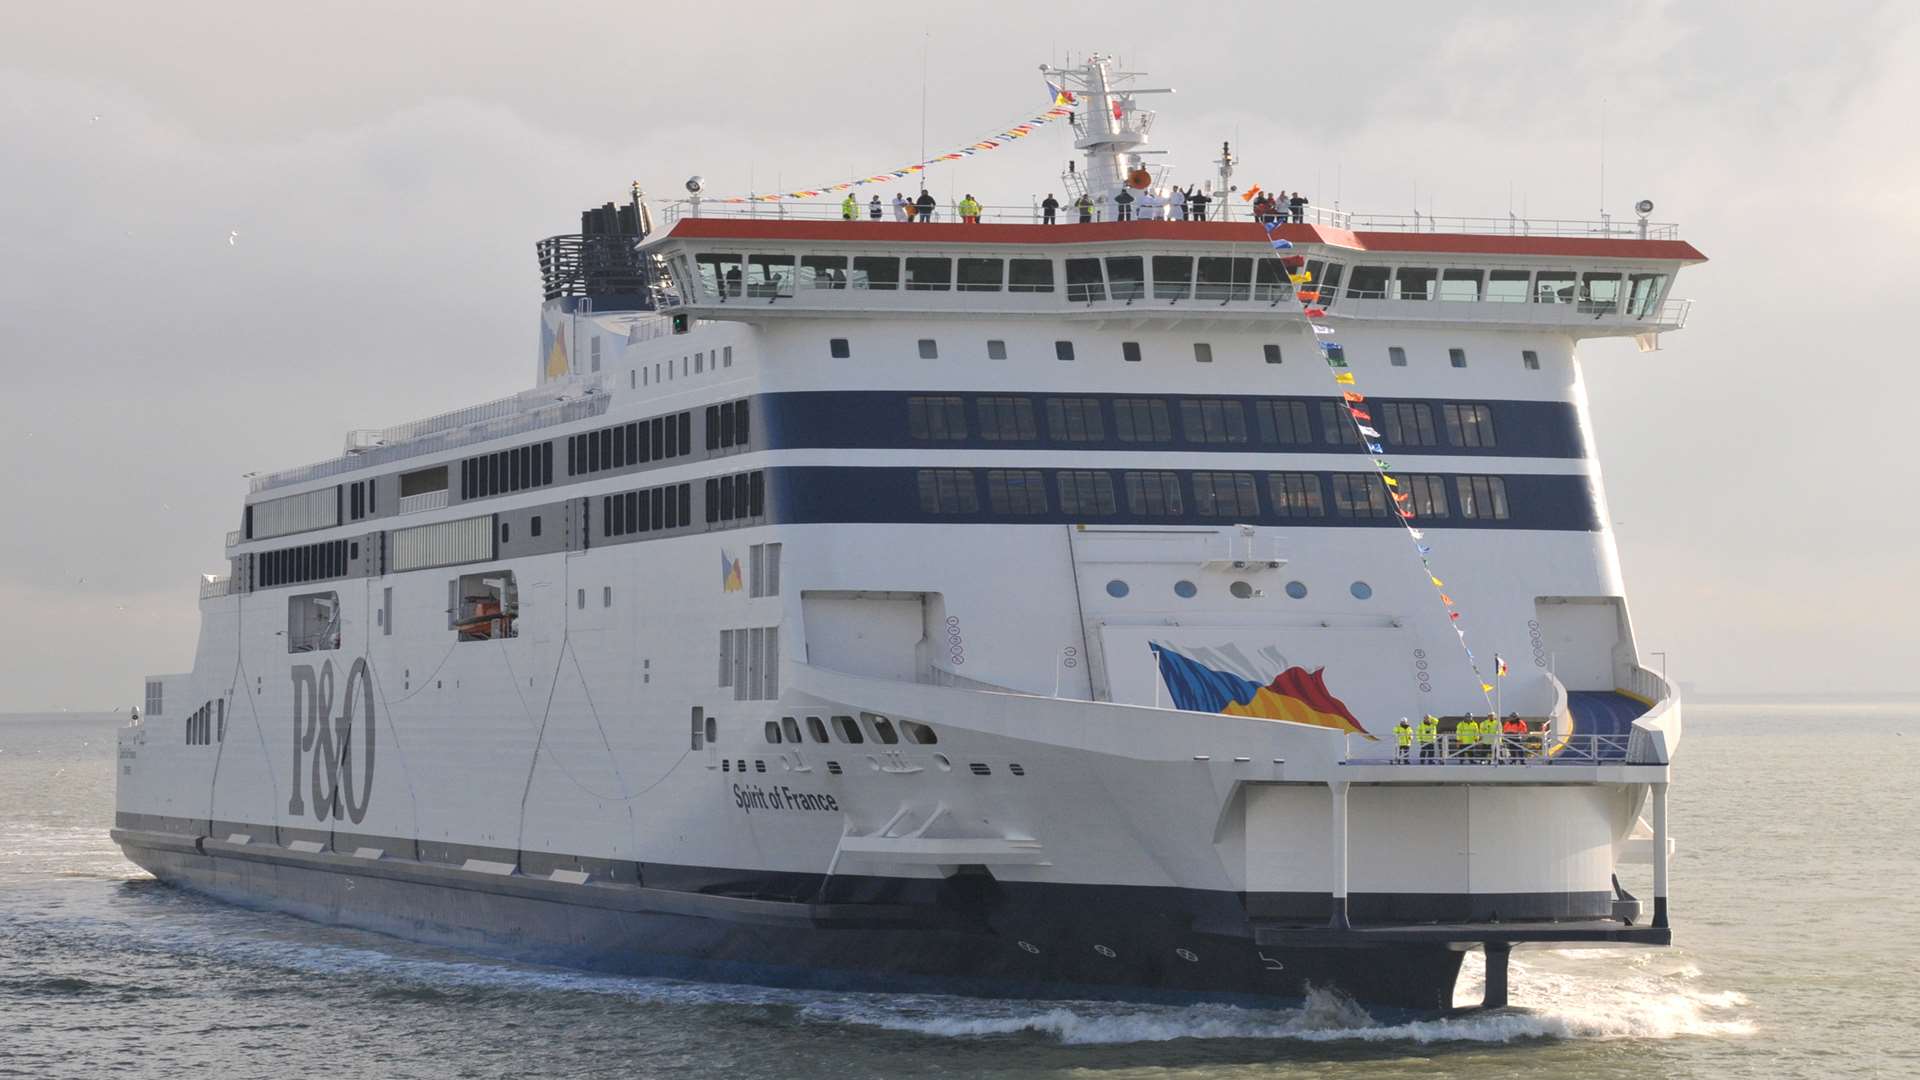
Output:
top-left (646, 208), bottom-right (1705, 337)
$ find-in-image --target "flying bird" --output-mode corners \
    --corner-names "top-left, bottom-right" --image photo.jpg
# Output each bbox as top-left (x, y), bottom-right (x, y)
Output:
top-left (228, 231), bottom-right (239, 246)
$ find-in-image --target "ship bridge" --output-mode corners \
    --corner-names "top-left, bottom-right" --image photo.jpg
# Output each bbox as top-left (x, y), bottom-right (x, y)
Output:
top-left (642, 211), bottom-right (1704, 341)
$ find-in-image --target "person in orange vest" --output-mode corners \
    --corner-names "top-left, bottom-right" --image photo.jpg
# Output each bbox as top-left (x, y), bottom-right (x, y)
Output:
top-left (1503, 713), bottom-right (1529, 761)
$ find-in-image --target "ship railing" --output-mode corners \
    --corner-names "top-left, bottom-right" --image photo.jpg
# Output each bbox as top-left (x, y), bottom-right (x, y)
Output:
top-left (1343, 731), bottom-right (1633, 766)
top-left (396, 489), bottom-right (450, 515)
top-left (659, 199), bottom-right (1679, 238)
top-left (199, 574), bottom-right (232, 600)
top-left (916, 665), bottom-right (1029, 695)
top-left (225, 528), bottom-right (242, 549)
top-left (252, 385), bottom-right (611, 493)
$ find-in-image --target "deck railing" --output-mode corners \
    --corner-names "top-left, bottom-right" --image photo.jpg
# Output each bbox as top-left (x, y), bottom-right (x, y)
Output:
top-left (1344, 732), bottom-right (1633, 766)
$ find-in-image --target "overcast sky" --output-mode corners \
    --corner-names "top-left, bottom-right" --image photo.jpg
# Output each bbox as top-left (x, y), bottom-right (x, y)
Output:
top-left (2, 1), bottom-right (1913, 710)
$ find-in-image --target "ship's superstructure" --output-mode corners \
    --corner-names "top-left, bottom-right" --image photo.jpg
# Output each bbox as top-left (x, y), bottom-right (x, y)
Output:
top-left (114, 57), bottom-right (1696, 1011)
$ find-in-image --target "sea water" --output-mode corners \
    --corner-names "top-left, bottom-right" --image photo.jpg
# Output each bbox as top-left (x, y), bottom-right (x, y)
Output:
top-left (2, 705), bottom-right (1914, 1079)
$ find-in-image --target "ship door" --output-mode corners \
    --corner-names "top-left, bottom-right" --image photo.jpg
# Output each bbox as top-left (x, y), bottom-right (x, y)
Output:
top-left (800, 591), bottom-right (928, 682)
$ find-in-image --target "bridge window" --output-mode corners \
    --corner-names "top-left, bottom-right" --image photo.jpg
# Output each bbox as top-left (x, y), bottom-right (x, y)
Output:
top-left (1347, 265), bottom-right (1390, 299)
top-left (1114, 398), bottom-right (1171, 442)
top-left (1057, 471), bottom-right (1117, 516)
top-left (696, 253), bottom-right (744, 298)
top-left (957, 257), bottom-right (1003, 292)
top-left (1440, 269), bottom-right (1483, 302)
top-left (1627, 273), bottom-right (1669, 317)
top-left (1065, 257), bottom-right (1105, 302)
top-left (1580, 272), bottom-right (1624, 313)
top-left (799, 254), bottom-right (848, 290)
top-left (1008, 258), bottom-right (1054, 293)
top-left (1104, 256), bottom-right (1145, 301)
top-left (851, 255), bottom-right (898, 290)
top-left (1179, 398), bottom-right (1246, 444)
top-left (1533, 270), bottom-right (1577, 303)
top-left (1487, 269), bottom-right (1531, 302)
top-left (1443, 403), bottom-right (1498, 448)
top-left (452, 571), bottom-right (518, 642)
top-left (900, 720), bottom-right (938, 745)
top-left (1196, 256), bottom-right (1253, 301)
top-left (1392, 267), bottom-right (1438, 301)
top-left (1152, 255), bottom-right (1193, 300)
top-left (904, 256), bottom-right (951, 291)
top-left (1194, 472), bottom-right (1260, 518)
top-left (987, 469), bottom-right (1049, 514)
top-left (287, 592), bottom-right (341, 654)
top-left (1046, 397), bottom-right (1105, 442)
top-left (1331, 474), bottom-right (1391, 518)
top-left (908, 396), bottom-right (966, 440)
top-left (1380, 402), bottom-right (1437, 446)
top-left (1255, 400), bottom-right (1312, 445)
top-left (1123, 471), bottom-right (1183, 516)
top-left (1455, 476), bottom-right (1510, 520)
top-left (1268, 473), bottom-right (1325, 518)
top-left (975, 396), bottom-right (1036, 441)
top-left (1255, 258), bottom-right (1292, 302)
top-left (916, 469), bottom-right (978, 514)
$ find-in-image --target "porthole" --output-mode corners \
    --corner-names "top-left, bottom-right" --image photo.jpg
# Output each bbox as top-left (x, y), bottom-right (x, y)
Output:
top-left (1285, 580), bottom-right (1309, 599)
top-left (1350, 581), bottom-right (1373, 600)
top-left (1173, 580), bottom-right (1197, 599)
top-left (1229, 580), bottom-right (1254, 599)
top-left (1106, 579), bottom-right (1130, 598)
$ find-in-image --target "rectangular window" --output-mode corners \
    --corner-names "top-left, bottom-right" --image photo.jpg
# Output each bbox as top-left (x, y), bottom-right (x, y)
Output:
top-left (799, 253), bottom-right (848, 290)
top-left (1455, 475), bottom-right (1511, 520)
top-left (1488, 269), bottom-right (1531, 303)
top-left (1398, 474), bottom-right (1450, 518)
top-left (1439, 269), bottom-right (1484, 302)
top-left (1449, 348), bottom-right (1468, 369)
top-left (1056, 470), bottom-right (1117, 516)
top-left (1522, 349), bottom-right (1541, 370)
top-left (1267, 472), bottom-right (1326, 518)
top-left (1045, 397), bottom-right (1105, 442)
top-left (1123, 471), bottom-right (1184, 516)
top-left (1064, 257), bottom-right (1105, 302)
top-left (1193, 472), bottom-right (1260, 518)
top-left (976, 396), bottom-right (1037, 441)
top-left (718, 632), bottom-right (733, 687)
top-left (1196, 255), bottom-right (1253, 301)
top-left (1104, 256), bottom-right (1145, 301)
top-left (453, 571), bottom-right (519, 641)
top-left (1319, 401), bottom-right (1362, 445)
top-left (851, 255), bottom-right (898, 291)
top-left (1008, 258), bottom-right (1054, 293)
top-left (1442, 403), bottom-right (1498, 448)
top-left (287, 592), bottom-right (341, 654)
top-left (1392, 267), bottom-right (1438, 300)
top-left (692, 706), bottom-right (706, 748)
top-left (1114, 398), bottom-right (1171, 442)
top-left (916, 469), bottom-right (978, 514)
top-left (733, 400), bottom-right (750, 446)
top-left (1152, 255), bottom-right (1193, 300)
top-left (986, 469), bottom-right (1049, 515)
top-left (1347, 265), bottom-right (1390, 299)
top-left (1389, 345), bottom-right (1408, 367)
top-left (986, 339), bottom-right (1008, 360)
top-left (733, 628), bottom-right (750, 697)
top-left (907, 396), bottom-right (967, 440)
top-left (1179, 398), bottom-right (1247, 444)
top-left (1534, 270), bottom-right (1577, 303)
top-left (1331, 473), bottom-right (1391, 518)
top-left (1263, 344), bottom-right (1283, 365)
top-left (1580, 272), bottom-right (1624, 314)
top-left (749, 542), bottom-right (782, 597)
top-left (829, 338), bottom-right (850, 358)
top-left (956, 257), bottom-right (1003, 292)
top-left (1121, 340), bottom-right (1142, 363)
top-left (1192, 342), bottom-right (1214, 364)
top-left (1380, 402), bottom-right (1438, 446)
top-left (1055, 340), bottom-right (1075, 362)
top-left (903, 257), bottom-right (952, 291)
top-left (762, 626), bottom-right (779, 700)
top-left (917, 338), bottom-right (938, 359)
top-left (1255, 400), bottom-right (1312, 445)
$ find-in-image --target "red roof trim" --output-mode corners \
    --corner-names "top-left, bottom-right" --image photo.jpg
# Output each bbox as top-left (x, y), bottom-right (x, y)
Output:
top-left (658, 218), bottom-right (1706, 262)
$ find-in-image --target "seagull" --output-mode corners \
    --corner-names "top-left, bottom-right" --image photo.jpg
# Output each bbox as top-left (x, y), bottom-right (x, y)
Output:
top-left (228, 230), bottom-right (239, 246)
top-left (90, 114), bottom-right (102, 124)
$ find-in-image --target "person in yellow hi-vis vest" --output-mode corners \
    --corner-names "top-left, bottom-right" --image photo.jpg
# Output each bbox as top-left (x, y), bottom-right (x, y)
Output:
top-left (1418, 715), bottom-right (1439, 763)
top-left (1394, 718), bottom-right (1413, 764)
top-left (1453, 716), bottom-right (1474, 760)
top-left (958, 194), bottom-right (982, 224)
top-left (841, 194), bottom-right (858, 221)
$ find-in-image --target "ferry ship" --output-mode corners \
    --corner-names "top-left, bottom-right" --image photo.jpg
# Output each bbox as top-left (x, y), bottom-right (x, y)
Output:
top-left (113, 57), bottom-right (1695, 1011)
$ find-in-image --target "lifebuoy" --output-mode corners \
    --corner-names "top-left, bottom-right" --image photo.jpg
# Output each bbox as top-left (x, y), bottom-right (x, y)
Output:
top-left (1127, 168), bottom-right (1152, 190)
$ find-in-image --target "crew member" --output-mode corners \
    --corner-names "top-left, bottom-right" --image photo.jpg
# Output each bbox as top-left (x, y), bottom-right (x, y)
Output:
top-left (868, 195), bottom-right (883, 220)
top-left (893, 192), bottom-right (910, 222)
top-left (1075, 193), bottom-right (1094, 223)
top-left (1188, 188), bottom-right (1209, 221)
top-left (1503, 713), bottom-right (1528, 762)
top-left (1394, 718), bottom-right (1413, 763)
top-left (1114, 188), bottom-right (1135, 221)
top-left (841, 193), bottom-right (858, 221)
top-left (1419, 714), bottom-right (1439, 762)
top-left (1451, 716), bottom-right (1472, 760)
top-left (1172, 187), bottom-right (1188, 220)
top-left (915, 189), bottom-right (936, 222)
top-left (1041, 193), bottom-right (1060, 224)
top-left (1289, 190), bottom-right (1309, 223)
top-left (958, 193), bottom-right (982, 224)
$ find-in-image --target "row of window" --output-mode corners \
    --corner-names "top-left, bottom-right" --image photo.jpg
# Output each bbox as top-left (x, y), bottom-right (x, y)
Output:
top-left (746, 542), bottom-right (782, 598)
top-left (761, 713), bottom-right (938, 746)
top-left (255, 538), bottom-right (353, 589)
top-left (184, 699), bottom-right (222, 746)
top-left (347, 479), bottom-right (376, 521)
top-left (916, 468), bottom-right (1512, 521)
top-left (718, 626), bottom-right (780, 701)
top-left (829, 334), bottom-right (1546, 373)
top-left (703, 399), bottom-right (752, 452)
top-left (907, 394), bottom-right (1499, 450)
top-left (704, 470), bottom-right (767, 525)
top-left (600, 482), bottom-right (694, 538)
top-left (461, 442), bottom-right (555, 501)
top-left (568, 411), bottom-right (693, 478)
top-left (695, 252), bottom-right (1058, 297)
